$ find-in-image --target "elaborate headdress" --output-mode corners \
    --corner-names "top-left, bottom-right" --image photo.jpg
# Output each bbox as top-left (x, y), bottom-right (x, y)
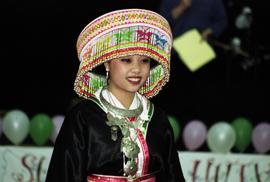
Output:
top-left (74, 9), bottom-right (172, 99)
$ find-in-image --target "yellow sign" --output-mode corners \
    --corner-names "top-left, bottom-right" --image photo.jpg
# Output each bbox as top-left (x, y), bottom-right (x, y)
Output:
top-left (173, 29), bottom-right (216, 72)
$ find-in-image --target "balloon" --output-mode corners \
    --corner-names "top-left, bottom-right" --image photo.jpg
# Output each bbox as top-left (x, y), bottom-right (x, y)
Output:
top-left (168, 115), bottom-right (181, 142)
top-left (0, 117), bottom-right (3, 137)
top-left (50, 115), bottom-right (65, 143)
top-left (252, 122), bottom-right (270, 153)
top-left (231, 117), bottom-right (253, 152)
top-left (29, 113), bottom-right (53, 146)
top-left (2, 110), bottom-right (30, 145)
top-left (183, 120), bottom-right (207, 151)
top-left (207, 122), bottom-right (236, 153)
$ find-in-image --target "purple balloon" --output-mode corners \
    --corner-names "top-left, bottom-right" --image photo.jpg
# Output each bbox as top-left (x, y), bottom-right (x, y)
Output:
top-left (183, 120), bottom-right (207, 151)
top-left (51, 115), bottom-right (65, 143)
top-left (252, 122), bottom-right (270, 153)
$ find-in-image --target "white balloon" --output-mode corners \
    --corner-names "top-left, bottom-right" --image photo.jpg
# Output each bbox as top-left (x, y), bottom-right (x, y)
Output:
top-left (235, 6), bottom-right (252, 29)
top-left (0, 117), bottom-right (3, 137)
top-left (207, 122), bottom-right (236, 153)
top-left (3, 110), bottom-right (30, 145)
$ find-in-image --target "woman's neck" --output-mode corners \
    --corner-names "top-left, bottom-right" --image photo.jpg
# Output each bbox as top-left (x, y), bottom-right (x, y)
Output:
top-left (107, 87), bottom-right (135, 109)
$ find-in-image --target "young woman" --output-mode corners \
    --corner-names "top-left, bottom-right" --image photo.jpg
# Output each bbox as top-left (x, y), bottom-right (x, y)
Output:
top-left (45, 9), bottom-right (185, 182)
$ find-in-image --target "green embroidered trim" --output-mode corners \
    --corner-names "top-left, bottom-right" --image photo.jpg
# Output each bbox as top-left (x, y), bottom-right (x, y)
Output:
top-left (92, 42), bottom-right (169, 61)
top-left (141, 100), bottom-right (154, 136)
top-left (88, 96), bottom-right (104, 111)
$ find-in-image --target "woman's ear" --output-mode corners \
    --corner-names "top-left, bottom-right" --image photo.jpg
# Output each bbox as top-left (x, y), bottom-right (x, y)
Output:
top-left (104, 62), bottom-right (109, 71)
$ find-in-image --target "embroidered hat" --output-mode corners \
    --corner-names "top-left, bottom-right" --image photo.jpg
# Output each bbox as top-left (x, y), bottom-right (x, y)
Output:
top-left (74, 9), bottom-right (172, 99)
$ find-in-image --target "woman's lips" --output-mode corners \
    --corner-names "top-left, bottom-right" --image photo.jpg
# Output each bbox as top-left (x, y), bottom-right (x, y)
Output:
top-left (127, 77), bottom-right (141, 84)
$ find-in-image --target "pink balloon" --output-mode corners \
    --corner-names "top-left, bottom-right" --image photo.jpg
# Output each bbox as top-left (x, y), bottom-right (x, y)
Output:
top-left (51, 115), bottom-right (65, 143)
top-left (183, 120), bottom-right (207, 151)
top-left (252, 122), bottom-right (270, 153)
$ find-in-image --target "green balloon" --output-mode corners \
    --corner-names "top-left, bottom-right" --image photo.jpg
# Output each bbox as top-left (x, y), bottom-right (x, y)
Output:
top-left (231, 117), bottom-right (252, 152)
top-left (30, 113), bottom-right (53, 146)
top-left (168, 115), bottom-right (181, 142)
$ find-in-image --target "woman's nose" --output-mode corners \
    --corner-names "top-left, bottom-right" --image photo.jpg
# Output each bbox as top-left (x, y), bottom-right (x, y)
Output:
top-left (131, 60), bottom-right (141, 73)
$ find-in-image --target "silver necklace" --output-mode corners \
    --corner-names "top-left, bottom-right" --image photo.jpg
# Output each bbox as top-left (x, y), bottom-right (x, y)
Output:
top-left (99, 88), bottom-right (143, 178)
top-left (99, 90), bottom-right (143, 118)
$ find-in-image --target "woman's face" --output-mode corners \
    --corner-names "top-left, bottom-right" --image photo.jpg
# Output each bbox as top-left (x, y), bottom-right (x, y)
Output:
top-left (106, 55), bottom-right (150, 96)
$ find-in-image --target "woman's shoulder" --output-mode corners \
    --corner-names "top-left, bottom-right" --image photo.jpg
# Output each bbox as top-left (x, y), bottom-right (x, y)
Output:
top-left (62, 96), bottom-right (107, 128)
top-left (148, 103), bottom-right (173, 135)
top-left (67, 96), bottom-right (105, 117)
top-left (152, 103), bottom-right (166, 116)
top-left (150, 103), bottom-right (169, 123)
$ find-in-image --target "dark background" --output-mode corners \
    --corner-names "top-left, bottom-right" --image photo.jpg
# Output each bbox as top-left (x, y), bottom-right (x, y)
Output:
top-left (1, 0), bottom-right (269, 127)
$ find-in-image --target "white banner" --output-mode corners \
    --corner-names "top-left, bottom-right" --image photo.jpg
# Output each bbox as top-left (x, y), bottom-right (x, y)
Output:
top-left (0, 147), bottom-right (269, 182)
top-left (179, 151), bottom-right (270, 182)
top-left (0, 146), bottom-right (52, 182)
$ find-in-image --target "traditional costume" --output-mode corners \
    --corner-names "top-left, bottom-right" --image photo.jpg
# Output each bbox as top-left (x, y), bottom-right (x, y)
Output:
top-left (45, 9), bottom-right (185, 182)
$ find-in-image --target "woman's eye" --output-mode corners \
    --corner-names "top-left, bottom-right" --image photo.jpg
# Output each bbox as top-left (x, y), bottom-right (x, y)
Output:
top-left (120, 58), bottom-right (131, 63)
top-left (142, 59), bottom-right (150, 64)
